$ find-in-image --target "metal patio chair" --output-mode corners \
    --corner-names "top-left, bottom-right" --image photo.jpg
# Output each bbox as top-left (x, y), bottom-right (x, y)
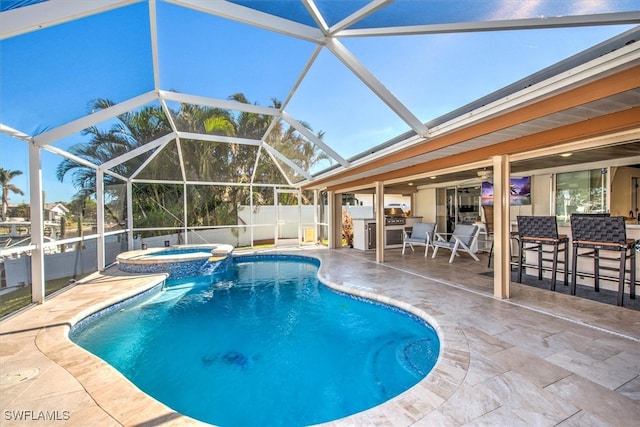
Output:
top-left (402, 222), bottom-right (437, 256)
top-left (431, 223), bottom-right (480, 263)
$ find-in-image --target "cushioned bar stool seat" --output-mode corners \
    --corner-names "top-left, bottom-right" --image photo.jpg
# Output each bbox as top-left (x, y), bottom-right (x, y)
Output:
top-left (570, 215), bottom-right (636, 306)
top-left (516, 216), bottom-right (569, 290)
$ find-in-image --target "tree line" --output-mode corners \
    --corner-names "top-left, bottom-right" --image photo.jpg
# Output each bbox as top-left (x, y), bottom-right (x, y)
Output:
top-left (55, 94), bottom-right (328, 235)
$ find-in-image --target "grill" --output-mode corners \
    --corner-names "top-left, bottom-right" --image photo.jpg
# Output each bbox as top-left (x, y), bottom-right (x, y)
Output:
top-left (384, 207), bottom-right (407, 225)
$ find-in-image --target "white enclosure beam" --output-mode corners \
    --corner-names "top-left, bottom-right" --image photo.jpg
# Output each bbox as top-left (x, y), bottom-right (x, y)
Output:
top-left (103, 169), bottom-right (129, 183)
top-left (170, 0), bottom-right (324, 43)
top-left (261, 143), bottom-right (312, 181)
top-left (375, 181), bottom-right (385, 263)
top-left (249, 184), bottom-right (254, 246)
top-left (127, 181), bottom-right (133, 251)
top-left (160, 91), bottom-right (281, 117)
top-left (174, 139), bottom-right (187, 182)
top-left (337, 12), bottom-right (640, 38)
top-left (33, 91), bottom-right (159, 147)
top-left (127, 180), bottom-right (134, 249)
top-left (325, 38), bottom-right (429, 137)
top-left (101, 132), bottom-right (176, 170)
top-left (265, 151), bottom-right (293, 187)
top-left (148, 0), bottom-right (161, 92)
top-left (159, 99), bottom-right (179, 134)
top-left (329, 0), bottom-right (391, 34)
top-left (281, 111), bottom-right (348, 167)
top-left (29, 143), bottom-right (45, 304)
top-left (42, 145), bottom-right (99, 171)
top-left (0, 0), bottom-right (138, 40)
top-left (177, 132), bottom-right (262, 146)
top-left (0, 124), bottom-right (32, 143)
top-left (302, 0), bottom-right (329, 34)
top-left (129, 137), bottom-right (173, 180)
top-left (133, 179), bottom-right (257, 187)
top-left (182, 182), bottom-right (188, 244)
top-left (96, 170), bottom-right (106, 271)
top-left (281, 45), bottom-right (323, 111)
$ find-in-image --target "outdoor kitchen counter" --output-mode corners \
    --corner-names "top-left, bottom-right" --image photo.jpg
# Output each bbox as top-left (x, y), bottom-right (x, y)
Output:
top-left (352, 217), bottom-right (423, 250)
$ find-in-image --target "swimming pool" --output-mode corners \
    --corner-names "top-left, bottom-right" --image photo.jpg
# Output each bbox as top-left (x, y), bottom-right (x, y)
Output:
top-left (71, 255), bottom-right (440, 426)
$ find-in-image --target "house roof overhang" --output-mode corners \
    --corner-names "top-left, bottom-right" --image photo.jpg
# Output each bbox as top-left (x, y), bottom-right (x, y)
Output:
top-left (303, 41), bottom-right (640, 193)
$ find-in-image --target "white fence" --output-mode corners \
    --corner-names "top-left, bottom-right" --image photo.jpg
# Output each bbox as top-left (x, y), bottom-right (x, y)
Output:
top-left (138, 205), bottom-right (320, 248)
top-left (3, 237), bottom-right (127, 287)
top-left (1, 205), bottom-right (330, 288)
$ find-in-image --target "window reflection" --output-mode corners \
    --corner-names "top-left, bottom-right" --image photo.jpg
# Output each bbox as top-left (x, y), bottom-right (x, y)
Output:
top-left (555, 169), bottom-right (607, 221)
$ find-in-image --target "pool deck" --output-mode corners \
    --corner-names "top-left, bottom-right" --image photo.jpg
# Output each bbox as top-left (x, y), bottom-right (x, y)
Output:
top-left (1, 246), bottom-right (639, 426)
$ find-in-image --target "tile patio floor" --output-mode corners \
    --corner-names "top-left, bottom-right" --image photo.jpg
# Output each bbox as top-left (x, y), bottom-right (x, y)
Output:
top-left (1, 246), bottom-right (639, 426)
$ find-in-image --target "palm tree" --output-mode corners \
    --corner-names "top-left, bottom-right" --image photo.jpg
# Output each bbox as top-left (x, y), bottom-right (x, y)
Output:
top-left (0, 168), bottom-right (25, 221)
top-left (57, 99), bottom-right (176, 232)
top-left (57, 98), bottom-right (173, 199)
top-left (58, 94), bottom-right (329, 232)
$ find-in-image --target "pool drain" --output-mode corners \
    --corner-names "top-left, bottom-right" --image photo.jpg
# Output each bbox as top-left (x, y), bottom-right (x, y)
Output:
top-left (202, 351), bottom-right (260, 370)
top-left (0, 367), bottom-right (40, 388)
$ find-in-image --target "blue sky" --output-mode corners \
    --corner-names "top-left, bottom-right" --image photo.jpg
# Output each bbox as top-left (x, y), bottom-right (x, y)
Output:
top-left (0, 1), bottom-right (635, 203)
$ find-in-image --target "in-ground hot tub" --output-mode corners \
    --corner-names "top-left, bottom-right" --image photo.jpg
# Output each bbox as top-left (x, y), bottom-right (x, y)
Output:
top-left (117, 244), bottom-right (234, 278)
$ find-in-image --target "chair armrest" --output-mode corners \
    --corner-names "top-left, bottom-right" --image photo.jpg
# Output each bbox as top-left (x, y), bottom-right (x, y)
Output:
top-left (434, 232), bottom-right (450, 241)
top-left (451, 233), bottom-right (479, 249)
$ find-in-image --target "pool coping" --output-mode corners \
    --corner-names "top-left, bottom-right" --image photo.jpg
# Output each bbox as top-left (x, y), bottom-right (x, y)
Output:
top-left (311, 254), bottom-right (469, 425)
top-left (1, 252), bottom-right (468, 426)
top-left (37, 273), bottom-right (208, 426)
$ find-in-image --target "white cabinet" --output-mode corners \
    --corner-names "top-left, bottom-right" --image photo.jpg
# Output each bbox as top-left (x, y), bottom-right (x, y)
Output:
top-left (353, 219), bottom-right (375, 250)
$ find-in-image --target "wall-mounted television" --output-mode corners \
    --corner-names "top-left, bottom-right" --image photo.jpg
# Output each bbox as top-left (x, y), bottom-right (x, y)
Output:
top-left (481, 176), bottom-right (531, 206)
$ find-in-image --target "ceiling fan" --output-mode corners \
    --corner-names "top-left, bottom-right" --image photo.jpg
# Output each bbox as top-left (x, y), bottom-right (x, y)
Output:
top-left (477, 169), bottom-right (493, 181)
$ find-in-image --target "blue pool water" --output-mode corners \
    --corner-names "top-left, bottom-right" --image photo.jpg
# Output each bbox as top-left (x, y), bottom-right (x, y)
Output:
top-left (71, 255), bottom-right (440, 426)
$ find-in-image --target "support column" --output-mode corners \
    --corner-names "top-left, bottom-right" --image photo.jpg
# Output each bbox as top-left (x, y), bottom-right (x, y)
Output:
top-left (250, 184), bottom-right (254, 247)
top-left (297, 188), bottom-right (302, 245)
top-left (96, 169), bottom-right (105, 270)
top-left (183, 183), bottom-right (188, 244)
top-left (29, 143), bottom-right (45, 304)
top-left (126, 180), bottom-right (134, 250)
top-left (375, 181), bottom-right (385, 263)
top-left (274, 187), bottom-right (279, 247)
top-left (313, 189), bottom-right (319, 244)
top-left (328, 190), bottom-right (337, 249)
top-left (493, 155), bottom-right (511, 299)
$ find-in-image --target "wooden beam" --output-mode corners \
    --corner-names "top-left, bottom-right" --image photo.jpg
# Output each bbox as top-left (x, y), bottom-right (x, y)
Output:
top-left (327, 106), bottom-right (640, 192)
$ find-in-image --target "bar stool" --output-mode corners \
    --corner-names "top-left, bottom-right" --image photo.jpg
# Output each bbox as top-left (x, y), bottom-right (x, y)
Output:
top-left (569, 215), bottom-right (636, 306)
top-left (516, 216), bottom-right (569, 290)
top-left (484, 205), bottom-right (520, 269)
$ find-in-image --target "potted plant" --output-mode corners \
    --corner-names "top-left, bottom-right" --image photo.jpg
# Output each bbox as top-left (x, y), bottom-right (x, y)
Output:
top-left (342, 210), bottom-right (353, 248)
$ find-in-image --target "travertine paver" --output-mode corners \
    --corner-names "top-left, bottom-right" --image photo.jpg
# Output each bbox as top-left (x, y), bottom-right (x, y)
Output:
top-left (1, 247), bottom-right (639, 426)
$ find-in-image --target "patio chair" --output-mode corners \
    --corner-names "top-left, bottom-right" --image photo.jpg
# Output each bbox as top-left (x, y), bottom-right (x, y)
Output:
top-left (431, 223), bottom-right (480, 263)
top-left (402, 222), bottom-right (437, 256)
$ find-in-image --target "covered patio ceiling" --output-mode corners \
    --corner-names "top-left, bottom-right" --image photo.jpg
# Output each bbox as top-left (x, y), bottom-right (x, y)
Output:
top-left (1, 1), bottom-right (639, 191)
